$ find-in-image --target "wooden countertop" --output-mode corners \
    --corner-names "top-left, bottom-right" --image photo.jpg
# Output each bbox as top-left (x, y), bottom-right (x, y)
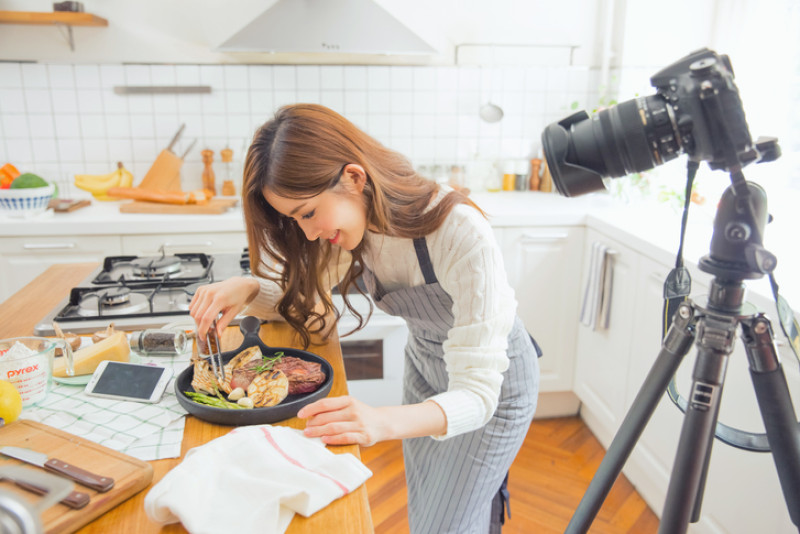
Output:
top-left (0, 263), bottom-right (374, 534)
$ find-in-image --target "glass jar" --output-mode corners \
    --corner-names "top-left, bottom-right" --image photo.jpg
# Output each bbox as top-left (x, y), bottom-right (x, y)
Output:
top-left (129, 329), bottom-right (188, 355)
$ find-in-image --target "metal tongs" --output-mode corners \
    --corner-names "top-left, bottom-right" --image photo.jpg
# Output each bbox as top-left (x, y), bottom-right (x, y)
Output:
top-left (205, 319), bottom-right (225, 382)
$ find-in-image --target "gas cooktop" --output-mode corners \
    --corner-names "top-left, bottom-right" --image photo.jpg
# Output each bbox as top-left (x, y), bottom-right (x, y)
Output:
top-left (34, 251), bottom-right (250, 336)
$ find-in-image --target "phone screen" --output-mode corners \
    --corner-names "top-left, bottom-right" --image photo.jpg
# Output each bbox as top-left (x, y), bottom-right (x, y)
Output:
top-left (91, 362), bottom-right (167, 400)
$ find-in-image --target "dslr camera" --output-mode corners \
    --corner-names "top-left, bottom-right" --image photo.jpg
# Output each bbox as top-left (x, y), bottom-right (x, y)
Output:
top-left (541, 48), bottom-right (778, 197)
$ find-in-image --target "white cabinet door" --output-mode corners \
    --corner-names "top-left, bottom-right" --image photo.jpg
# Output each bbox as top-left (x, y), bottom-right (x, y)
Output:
top-left (502, 226), bottom-right (584, 393)
top-left (120, 232), bottom-right (247, 255)
top-left (573, 228), bottom-right (641, 444)
top-left (0, 235), bottom-right (122, 302)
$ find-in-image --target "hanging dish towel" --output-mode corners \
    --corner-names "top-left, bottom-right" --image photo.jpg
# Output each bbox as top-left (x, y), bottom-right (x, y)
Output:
top-left (580, 242), bottom-right (615, 330)
top-left (144, 424), bottom-right (372, 534)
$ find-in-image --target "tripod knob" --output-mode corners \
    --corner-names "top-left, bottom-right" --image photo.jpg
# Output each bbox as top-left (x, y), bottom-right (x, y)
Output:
top-left (754, 136), bottom-right (781, 163)
top-left (745, 244), bottom-right (777, 273)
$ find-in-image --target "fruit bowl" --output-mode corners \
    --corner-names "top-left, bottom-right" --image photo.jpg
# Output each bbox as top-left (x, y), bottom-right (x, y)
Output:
top-left (0, 184), bottom-right (55, 218)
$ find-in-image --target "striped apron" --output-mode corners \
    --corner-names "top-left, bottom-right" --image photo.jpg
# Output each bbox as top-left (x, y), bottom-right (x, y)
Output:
top-left (362, 237), bottom-right (540, 534)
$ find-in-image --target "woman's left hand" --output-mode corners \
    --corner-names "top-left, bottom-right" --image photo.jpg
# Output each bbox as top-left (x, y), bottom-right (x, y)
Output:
top-left (298, 396), bottom-right (390, 446)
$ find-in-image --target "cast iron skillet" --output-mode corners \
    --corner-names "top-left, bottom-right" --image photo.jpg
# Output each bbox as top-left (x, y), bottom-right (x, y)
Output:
top-left (175, 316), bottom-right (333, 425)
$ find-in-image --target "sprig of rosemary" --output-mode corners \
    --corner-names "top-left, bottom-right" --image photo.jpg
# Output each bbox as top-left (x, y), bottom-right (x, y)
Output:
top-left (255, 351), bottom-right (284, 373)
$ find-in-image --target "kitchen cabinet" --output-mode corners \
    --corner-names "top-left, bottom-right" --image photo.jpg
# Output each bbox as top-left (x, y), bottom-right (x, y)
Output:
top-left (0, 235), bottom-right (121, 303)
top-left (498, 225), bottom-right (585, 417)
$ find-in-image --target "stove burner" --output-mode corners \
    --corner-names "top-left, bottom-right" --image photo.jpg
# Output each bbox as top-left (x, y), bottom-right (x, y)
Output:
top-left (130, 255), bottom-right (183, 278)
top-left (183, 282), bottom-right (203, 298)
top-left (77, 289), bottom-right (150, 317)
top-left (101, 286), bottom-right (131, 305)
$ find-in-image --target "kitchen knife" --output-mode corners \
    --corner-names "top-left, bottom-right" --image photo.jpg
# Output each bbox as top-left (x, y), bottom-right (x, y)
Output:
top-left (166, 123), bottom-right (186, 154)
top-left (0, 446), bottom-right (115, 492)
top-left (180, 138), bottom-right (197, 159)
top-left (12, 479), bottom-right (90, 509)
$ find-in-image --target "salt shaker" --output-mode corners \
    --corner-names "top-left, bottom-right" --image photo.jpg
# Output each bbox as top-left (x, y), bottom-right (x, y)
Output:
top-left (130, 329), bottom-right (188, 355)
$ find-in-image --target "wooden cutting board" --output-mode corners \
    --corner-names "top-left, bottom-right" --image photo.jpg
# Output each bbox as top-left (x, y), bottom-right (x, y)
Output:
top-left (0, 420), bottom-right (154, 534)
top-left (119, 197), bottom-right (238, 215)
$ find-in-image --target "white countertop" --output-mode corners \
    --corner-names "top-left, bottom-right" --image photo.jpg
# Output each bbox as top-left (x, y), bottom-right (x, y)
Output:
top-left (0, 200), bottom-right (247, 236)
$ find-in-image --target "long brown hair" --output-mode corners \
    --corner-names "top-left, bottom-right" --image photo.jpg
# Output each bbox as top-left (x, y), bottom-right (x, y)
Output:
top-left (243, 103), bottom-right (483, 347)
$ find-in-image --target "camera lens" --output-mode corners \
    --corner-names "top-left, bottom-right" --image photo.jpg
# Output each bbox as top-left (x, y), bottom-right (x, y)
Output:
top-left (542, 95), bottom-right (682, 197)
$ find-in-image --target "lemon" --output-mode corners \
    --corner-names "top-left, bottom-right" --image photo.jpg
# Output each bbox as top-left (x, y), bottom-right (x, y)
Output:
top-left (0, 380), bottom-right (23, 424)
top-left (10, 173), bottom-right (49, 189)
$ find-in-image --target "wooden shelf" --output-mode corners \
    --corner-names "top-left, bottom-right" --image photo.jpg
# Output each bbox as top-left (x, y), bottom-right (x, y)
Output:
top-left (0, 10), bottom-right (108, 27)
top-left (0, 10), bottom-right (108, 51)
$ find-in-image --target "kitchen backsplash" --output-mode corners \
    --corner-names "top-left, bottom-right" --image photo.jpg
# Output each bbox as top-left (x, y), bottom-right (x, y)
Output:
top-left (0, 62), bottom-right (616, 193)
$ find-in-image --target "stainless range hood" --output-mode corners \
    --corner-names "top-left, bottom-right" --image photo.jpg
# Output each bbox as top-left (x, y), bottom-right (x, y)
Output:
top-left (216, 0), bottom-right (436, 56)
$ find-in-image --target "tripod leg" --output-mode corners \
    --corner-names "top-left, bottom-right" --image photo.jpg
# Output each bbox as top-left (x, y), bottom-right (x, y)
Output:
top-left (742, 315), bottom-right (800, 527)
top-left (661, 331), bottom-right (733, 533)
top-left (565, 303), bottom-right (696, 534)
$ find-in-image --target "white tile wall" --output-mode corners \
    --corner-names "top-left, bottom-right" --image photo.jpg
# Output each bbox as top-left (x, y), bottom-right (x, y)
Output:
top-left (0, 62), bottom-right (609, 193)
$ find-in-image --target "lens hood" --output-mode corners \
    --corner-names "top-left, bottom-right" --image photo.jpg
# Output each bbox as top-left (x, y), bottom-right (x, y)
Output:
top-left (541, 115), bottom-right (606, 197)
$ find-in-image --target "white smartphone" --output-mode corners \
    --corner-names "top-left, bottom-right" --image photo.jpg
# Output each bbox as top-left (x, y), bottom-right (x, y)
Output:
top-left (84, 361), bottom-right (173, 403)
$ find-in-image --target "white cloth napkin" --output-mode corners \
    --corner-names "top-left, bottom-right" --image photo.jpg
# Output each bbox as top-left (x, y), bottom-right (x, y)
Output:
top-left (144, 424), bottom-right (373, 534)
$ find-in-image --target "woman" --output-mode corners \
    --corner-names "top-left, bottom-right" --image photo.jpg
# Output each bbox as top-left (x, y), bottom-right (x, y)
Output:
top-left (189, 103), bottom-right (540, 533)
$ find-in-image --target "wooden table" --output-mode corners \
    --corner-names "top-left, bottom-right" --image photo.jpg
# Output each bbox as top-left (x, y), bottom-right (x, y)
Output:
top-left (0, 263), bottom-right (374, 534)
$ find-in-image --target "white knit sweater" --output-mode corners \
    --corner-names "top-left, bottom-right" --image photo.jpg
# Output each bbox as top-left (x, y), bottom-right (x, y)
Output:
top-left (245, 202), bottom-right (518, 440)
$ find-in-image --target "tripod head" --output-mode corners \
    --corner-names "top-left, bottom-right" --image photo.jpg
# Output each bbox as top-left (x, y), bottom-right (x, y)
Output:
top-left (697, 170), bottom-right (777, 281)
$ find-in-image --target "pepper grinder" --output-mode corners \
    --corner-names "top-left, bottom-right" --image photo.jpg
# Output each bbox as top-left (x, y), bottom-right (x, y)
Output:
top-left (201, 149), bottom-right (216, 194)
top-left (529, 158), bottom-right (542, 191)
top-left (220, 147), bottom-right (236, 196)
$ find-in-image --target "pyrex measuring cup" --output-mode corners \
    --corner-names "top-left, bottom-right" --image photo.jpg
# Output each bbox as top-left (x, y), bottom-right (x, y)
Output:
top-left (0, 337), bottom-right (73, 406)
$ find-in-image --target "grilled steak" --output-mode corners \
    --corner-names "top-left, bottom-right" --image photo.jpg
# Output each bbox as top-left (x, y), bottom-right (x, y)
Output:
top-left (274, 356), bottom-right (326, 395)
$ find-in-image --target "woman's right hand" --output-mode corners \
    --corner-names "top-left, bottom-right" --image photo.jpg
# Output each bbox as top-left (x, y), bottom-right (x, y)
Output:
top-left (189, 276), bottom-right (261, 339)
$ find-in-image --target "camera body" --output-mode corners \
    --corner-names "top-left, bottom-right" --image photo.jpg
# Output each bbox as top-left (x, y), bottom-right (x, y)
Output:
top-left (542, 48), bottom-right (767, 197)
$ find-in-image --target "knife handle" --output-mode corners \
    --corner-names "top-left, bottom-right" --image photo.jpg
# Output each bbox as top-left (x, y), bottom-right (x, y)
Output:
top-left (44, 459), bottom-right (115, 493)
top-left (14, 480), bottom-right (90, 510)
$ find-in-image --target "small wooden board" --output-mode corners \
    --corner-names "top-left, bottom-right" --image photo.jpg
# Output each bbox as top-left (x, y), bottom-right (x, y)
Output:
top-left (0, 420), bottom-right (154, 534)
top-left (118, 197), bottom-right (238, 214)
top-left (48, 199), bottom-right (91, 213)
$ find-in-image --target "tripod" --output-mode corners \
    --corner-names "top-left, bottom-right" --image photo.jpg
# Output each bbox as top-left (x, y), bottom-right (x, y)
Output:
top-left (565, 173), bottom-right (800, 533)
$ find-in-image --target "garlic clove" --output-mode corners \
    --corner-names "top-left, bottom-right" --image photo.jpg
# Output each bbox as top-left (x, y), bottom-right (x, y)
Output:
top-left (228, 387), bottom-right (246, 401)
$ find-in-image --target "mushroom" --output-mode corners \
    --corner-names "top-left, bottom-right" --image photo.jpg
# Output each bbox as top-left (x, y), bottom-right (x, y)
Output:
top-left (92, 322), bottom-right (118, 344)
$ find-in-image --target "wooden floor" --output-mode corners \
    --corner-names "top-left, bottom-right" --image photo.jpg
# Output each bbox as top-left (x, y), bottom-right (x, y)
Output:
top-left (360, 416), bottom-right (659, 533)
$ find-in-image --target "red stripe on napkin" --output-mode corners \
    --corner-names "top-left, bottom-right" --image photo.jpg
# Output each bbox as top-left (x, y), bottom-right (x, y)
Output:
top-left (260, 427), bottom-right (350, 495)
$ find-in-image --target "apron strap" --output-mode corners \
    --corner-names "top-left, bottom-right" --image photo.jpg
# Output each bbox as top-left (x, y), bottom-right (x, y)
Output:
top-left (413, 237), bottom-right (438, 285)
top-left (498, 471), bottom-right (511, 524)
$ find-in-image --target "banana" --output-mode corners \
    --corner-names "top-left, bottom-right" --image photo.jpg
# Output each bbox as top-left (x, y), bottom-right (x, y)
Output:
top-left (75, 162), bottom-right (134, 199)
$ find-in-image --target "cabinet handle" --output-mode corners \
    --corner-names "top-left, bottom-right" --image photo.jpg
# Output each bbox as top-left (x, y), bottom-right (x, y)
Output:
top-left (161, 241), bottom-right (214, 249)
top-left (23, 243), bottom-right (77, 250)
top-left (520, 233), bottom-right (569, 244)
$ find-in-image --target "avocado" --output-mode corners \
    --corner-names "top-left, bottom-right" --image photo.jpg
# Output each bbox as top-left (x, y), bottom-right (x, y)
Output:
top-left (10, 173), bottom-right (49, 189)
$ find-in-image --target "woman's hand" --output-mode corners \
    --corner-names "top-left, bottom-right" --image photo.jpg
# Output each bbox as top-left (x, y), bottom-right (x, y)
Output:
top-left (298, 396), bottom-right (448, 446)
top-left (298, 396), bottom-right (391, 446)
top-left (189, 276), bottom-right (260, 338)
